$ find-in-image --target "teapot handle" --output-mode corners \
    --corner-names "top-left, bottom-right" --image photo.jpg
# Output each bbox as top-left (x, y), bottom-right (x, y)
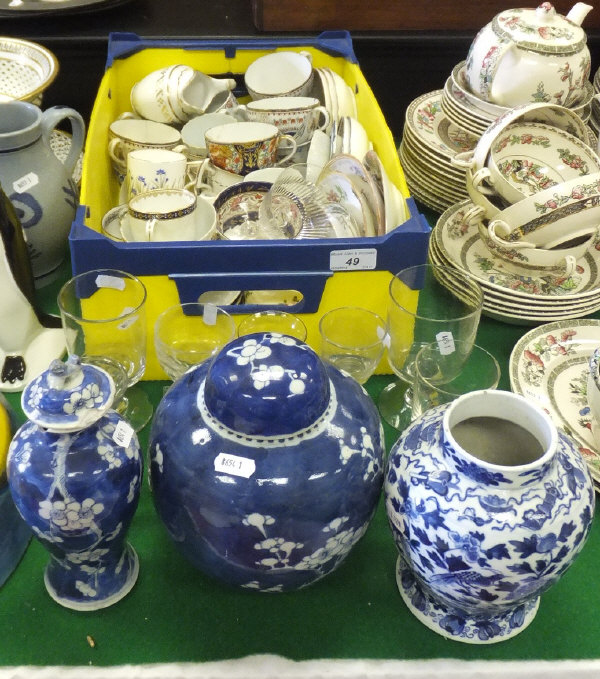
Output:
top-left (487, 41), bottom-right (519, 106)
top-left (40, 106), bottom-right (86, 177)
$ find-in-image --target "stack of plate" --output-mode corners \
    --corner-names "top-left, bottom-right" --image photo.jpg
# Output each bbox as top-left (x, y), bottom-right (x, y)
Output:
top-left (312, 66), bottom-right (357, 132)
top-left (510, 318), bottom-right (600, 489)
top-left (429, 199), bottom-right (600, 325)
top-left (398, 90), bottom-right (477, 213)
top-left (591, 66), bottom-right (600, 137)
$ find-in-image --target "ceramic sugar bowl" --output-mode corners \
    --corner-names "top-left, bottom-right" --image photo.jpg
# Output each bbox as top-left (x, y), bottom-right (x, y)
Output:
top-left (149, 332), bottom-right (385, 592)
top-left (7, 356), bottom-right (142, 610)
top-left (385, 389), bottom-right (594, 644)
top-left (466, 3), bottom-right (593, 108)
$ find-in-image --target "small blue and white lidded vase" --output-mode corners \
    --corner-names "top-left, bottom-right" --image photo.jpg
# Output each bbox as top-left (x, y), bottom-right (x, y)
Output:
top-left (384, 389), bottom-right (595, 644)
top-left (7, 355), bottom-right (142, 610)
top-left (149, 332), bottom-right (385, 592)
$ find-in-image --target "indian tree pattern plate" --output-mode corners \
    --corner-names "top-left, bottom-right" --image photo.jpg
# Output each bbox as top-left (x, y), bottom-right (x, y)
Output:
top-left (435, 200), bottom-right (600, 302)
top-left (405, 91), bottom-right (479, 159)
top-left (510, 318), bottom-right (600, 484)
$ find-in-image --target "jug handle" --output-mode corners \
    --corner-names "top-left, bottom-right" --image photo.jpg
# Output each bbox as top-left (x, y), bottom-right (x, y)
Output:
top-left (41, 106), bottom-right (86, 177)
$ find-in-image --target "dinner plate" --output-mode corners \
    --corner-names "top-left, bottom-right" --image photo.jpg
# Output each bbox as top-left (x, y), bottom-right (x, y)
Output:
top-left (510, 319), bottom-right (600, 484)
top-left (0, 0), bottom-right (132, 14)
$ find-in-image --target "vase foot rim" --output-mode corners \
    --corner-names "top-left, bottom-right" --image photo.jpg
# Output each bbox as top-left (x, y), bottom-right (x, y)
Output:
top-left (395, 555), bottom-right (540, 644)
top-left (43, 545), bottom-right (139, 611)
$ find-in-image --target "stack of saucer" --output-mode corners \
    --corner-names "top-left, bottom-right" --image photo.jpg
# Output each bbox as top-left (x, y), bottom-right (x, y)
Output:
top-left (398, 90), bottom-right (477, 213)
top-left (429, 199), bottom-right (600, 325)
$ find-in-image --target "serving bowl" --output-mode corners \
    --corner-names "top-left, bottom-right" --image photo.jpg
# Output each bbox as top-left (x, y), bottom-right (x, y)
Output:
top-left (0, 37), bottom-right (58, 105)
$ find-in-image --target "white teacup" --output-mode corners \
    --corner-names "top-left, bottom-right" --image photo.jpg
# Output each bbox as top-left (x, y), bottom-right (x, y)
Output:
top-left (108, 117), bottom-right (183, 177)
top-left (124, 188), bottom-right (200, 242)
top-left (180, 113), bottom-right (236, 159)
top-left (239, 96), bottom-right (329, 141)
top-left (205, 121), bottom-right (297, 175)
top-left (126, 148), bottom-right (189, 200)
top-left (244, 51), bottom-right (314, 100)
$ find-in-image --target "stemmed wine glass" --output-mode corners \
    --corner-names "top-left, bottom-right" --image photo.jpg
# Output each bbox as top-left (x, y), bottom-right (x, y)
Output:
top-left (378, 263), bottom-right (484, 431)
top-left (57, 268), bottom-right (152, 432)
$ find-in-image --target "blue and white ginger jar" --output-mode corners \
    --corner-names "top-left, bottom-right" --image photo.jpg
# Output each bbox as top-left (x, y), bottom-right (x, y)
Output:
top-left (384, 389), bottom-right (595, 644)
top-left (149, 332), bottom-right (385, 592)
top-left (7, 355), bottom-right (142, 610)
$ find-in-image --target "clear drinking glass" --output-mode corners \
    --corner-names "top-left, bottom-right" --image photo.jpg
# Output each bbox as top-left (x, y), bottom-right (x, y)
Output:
top-left (379, 263), bottom-right (484, 431)
top-left (238, 310), bottom-right (308, 342)
top-left (57, 269), bottom-right (152, 432)
top-left (318, 306), bottom-right (386, 384)
top-left (412, 340), bottom-right (501, 420)
top-left (154, 302), bottom-right (236, 381)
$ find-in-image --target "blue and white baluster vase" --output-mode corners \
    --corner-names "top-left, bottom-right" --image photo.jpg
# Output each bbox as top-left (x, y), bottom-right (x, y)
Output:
top-left (384, 389), bottom-right (595, 644)
top-left (7, 355), bottom-right (142, 610)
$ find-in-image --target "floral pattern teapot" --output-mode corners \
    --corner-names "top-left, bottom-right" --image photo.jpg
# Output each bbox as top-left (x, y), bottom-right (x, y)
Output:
top-left (465, 2), bottom-right (593, 108)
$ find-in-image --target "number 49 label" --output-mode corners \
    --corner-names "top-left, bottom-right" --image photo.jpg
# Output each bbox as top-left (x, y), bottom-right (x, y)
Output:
top-left (329, 248), bottom-right (377, 271)
top-left (214, 452), bottom-right (256, 478)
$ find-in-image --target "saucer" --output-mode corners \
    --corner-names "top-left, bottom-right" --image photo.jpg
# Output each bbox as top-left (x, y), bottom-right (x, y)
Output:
top-left (118, 206), bottom-right (216, 242)
top-left (510, 318), bottom-right (600, 485)
top-left (364, 149), bottom-right (406, 232)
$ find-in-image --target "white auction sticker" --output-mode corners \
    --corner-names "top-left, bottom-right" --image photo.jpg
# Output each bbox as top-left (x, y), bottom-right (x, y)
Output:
top-left (12, 172), bottom-right (39, 194)
top-left (113, 420), bottom-right (135, 448)
top-left (214, 452), bottom-right (256, 479)
top-left (329, 248), bottom-right (377, 271)
top-left (436, 331), bottom-right (455, 355)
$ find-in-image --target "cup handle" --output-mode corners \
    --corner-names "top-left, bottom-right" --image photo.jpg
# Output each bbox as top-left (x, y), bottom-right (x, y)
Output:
top-left (470, 167), bottom-right (497, 196)
top-left (563, 255), bottom-right (577, 277)
top-left (451, 150), bottom-right (475, 169)
top-left (108, 137), bottom-right (125, 166)
top-left (316, 106), bottom-right (331, 132)
top-left (299, 50), bottom-right (313, 65)
top-left (488, 219), bottom-right (531, 250)
top-left (275, 134), bottom-right (298, 166)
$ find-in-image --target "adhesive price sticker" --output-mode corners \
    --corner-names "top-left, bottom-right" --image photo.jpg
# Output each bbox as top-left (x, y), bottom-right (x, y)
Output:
top-left (436, 331), bottom-right (455, 355)
top-left (329, 248), bottom-right (377, 271)
top-left (214, 452), bottom-right (256, 479)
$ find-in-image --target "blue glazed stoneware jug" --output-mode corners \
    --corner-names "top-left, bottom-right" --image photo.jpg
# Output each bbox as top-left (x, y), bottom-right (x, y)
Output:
top-left (7, 356), bottom-right (142, 610)
top-left (149, 332), bottom-right (385, 592)
top-left (0, 100), bottom-right (84, 284)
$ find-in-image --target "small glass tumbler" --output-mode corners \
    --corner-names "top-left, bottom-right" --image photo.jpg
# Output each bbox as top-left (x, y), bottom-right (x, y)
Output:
top-left (154, 302), bottom-right (236, 381)
top-left (412, 340), bottom-right (501, 420)
top-left (238, 310), bottom-right (307, 342)
top-left (318, 306), bottom-right (386, 384)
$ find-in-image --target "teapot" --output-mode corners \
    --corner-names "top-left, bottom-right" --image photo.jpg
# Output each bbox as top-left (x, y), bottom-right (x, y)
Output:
top-left (0, 100), bottom-right (84, 284)
top-left (465, 2), bottom-right (593, 108)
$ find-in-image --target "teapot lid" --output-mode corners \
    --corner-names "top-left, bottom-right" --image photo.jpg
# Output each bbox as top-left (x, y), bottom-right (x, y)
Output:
top-left (203, 333), bottom-right (330, 436)
top-left (22, 355), bottom-right (115, 433)
top-left (493, 3), bottom-right (589, 54)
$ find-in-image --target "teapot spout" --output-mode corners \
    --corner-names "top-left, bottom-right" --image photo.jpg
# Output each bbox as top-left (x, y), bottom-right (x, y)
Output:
top-left (566, 2), bottom-right (593, 25)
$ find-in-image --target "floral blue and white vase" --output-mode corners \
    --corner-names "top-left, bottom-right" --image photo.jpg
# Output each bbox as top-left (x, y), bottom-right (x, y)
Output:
top-left (7, 355), bottom-right (142, 610)
top-left (384, 389), bottom-right (595, 644)
top-left (149, 332), bottom-right (385, 592)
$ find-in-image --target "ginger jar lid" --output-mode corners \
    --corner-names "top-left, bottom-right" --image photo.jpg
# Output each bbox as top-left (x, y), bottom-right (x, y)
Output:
top-left (492, 3), bottom-right (590, 55)
top-left (21, 355), bottom-right (115, 433)
top-left (204, 333), bottom-right (330, 436)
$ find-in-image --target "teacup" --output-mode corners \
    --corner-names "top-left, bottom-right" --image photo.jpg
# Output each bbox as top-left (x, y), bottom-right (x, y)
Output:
top-left (239, 96), bottom-right (329, 141)
top-left (123, 188), bottom-right (202, 242)
top-left (126, 148), bottom-right (189, 200)
top-left (191, 157), bottom-right (244, 196)
top-left (180, 113), bottom-right (236, 160)
top-left (108, 117), bottom-right (183, 177)
top-left (244, 50), bottom-right (314, 100)
top-left (205, 122), bottom-right (296, 176)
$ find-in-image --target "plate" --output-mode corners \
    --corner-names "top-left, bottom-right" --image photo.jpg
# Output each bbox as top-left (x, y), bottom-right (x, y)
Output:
top-left (0, 0), bottom-right (132, 15)
top-left (510, 319), bottom-right (600, 484)
top-left (317, 165), bottom-right (377, 237)
top-left (363, 149), bottom-right (406, 231)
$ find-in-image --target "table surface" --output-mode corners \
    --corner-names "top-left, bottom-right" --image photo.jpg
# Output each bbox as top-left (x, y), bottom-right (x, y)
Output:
top-left (0, 246), bottom-right (599, 670)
